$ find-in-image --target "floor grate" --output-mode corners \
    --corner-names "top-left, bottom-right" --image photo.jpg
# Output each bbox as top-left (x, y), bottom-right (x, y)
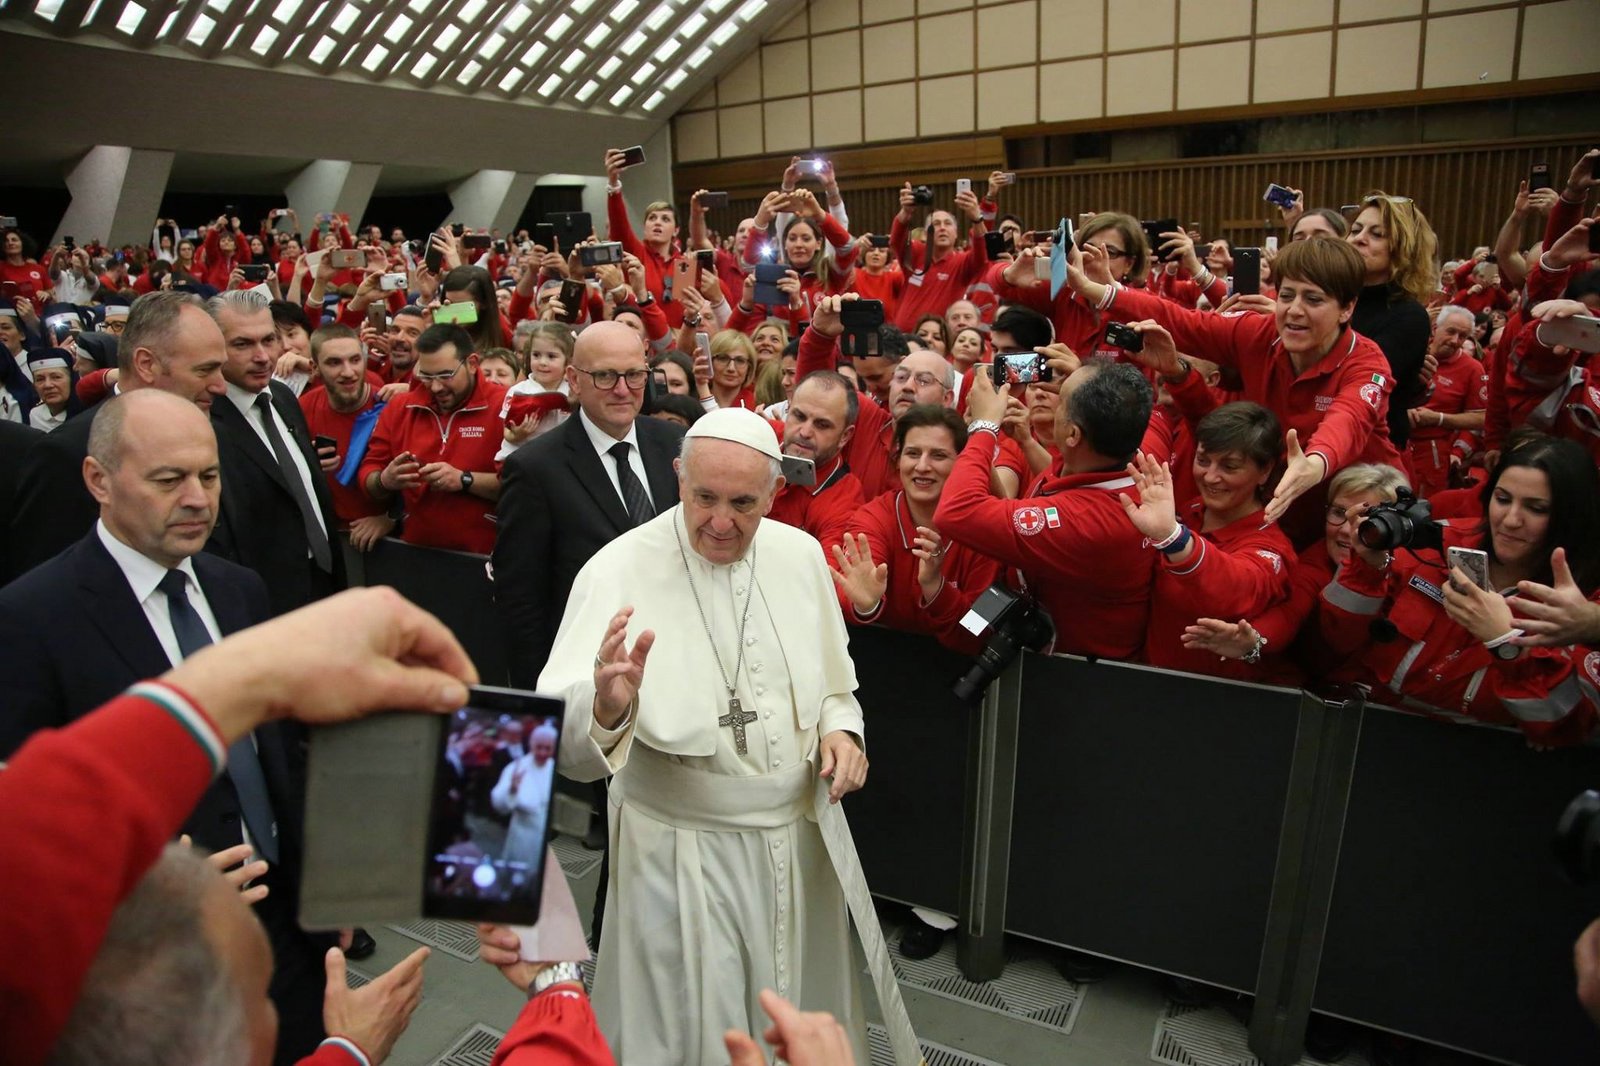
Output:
top-left (551, 832), bottom-right (603, 880)
top-left (386, 919), bottom-right (485, 963)
top-left (1150, 1002), bottom-right (1373, 1066)
top-left (345, 963), bottom-right (373, 989)
top-left (874, 919), bottom-right (1084, 1035)
top-left (868, 1022), bottom-right (1011, 1066)
top-left (426, 1023), bottom-right (506, 1066)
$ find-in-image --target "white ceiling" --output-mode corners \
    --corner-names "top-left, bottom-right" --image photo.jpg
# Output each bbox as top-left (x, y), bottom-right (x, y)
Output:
top-left (0, 0), bottom-right (795, 119)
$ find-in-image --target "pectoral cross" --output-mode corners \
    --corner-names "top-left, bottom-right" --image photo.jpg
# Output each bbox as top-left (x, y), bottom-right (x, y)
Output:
top-left (719, 695), bottom-right (757, 756)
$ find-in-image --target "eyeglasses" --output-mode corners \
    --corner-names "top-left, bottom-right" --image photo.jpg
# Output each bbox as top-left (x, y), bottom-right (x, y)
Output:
top-left (414, 362), bottom-right (467, 383)
top-left (1326, 504), bottom-right (1360, 526)
top-left (574, 366), bottom-right (650, 390)
top-left (1094, 243), bottom-right (1130, 260)
top-left (711, 355), bottom-right (751, 370)
top-left (892, 369), bottom-right (944, 388)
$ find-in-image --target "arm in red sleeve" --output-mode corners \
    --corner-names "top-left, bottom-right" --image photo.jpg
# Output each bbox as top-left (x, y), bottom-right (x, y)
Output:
top-left (725, 302), bottom-right (762, 335)
top-left (357, 401), bottom-right (402, 496)
top-left (1198, 270), bottom-right (1227, 308)
top-left (1451, 258), bottom-right (1477, 293)
top-left (200, 226), bottom-right (222, 268)
top-left (817, 213), bottom-right (858, 284)
top-left (991, 270), bottom-right (1055, 314)
top-left (1488, 645), bottom-right (1598, 747)
top-left (1252, 554), bottom-right (1324, 648)
top-left (1525, 257), bottom-right (1570, 307)
top-left (236, 236), bottom-right (253, 267)
top-left (76, 367), bottom-right (113, 407)
top-left (1162, 527), bottom-right (1293, 622)
top-left (0, 684), bottom-right (222, 1066)
top-left (811, 479), bottom-right (865, 559)
top-left (606, 190), bottom-right (649, 263)
top-left (889, 215), bottom-right (913, 273)
top-left (1106, 285), bottom-right (1256, 372)
top-left (1167, 365), bottom-right (1222, 427)
top-left (924, 545), bottom-right (1002, 640)
top-left (1545, 189), bottom-right (1588, 252)
top-left (490, 989), bottom-right (617, 1066)
top-left (636, 298), bottom-right (671, 343)
top-left (959, 223), bottom-right (990, 285)
top-left (1301, 346), bottom-right (1393, 475)
top-left (797, 325), bottom-right (842, 379)
top-left (1317, 555), bottom-right (1391, 656)
top-left (508, 289), bottom-right (535, 324)
top-left (1139, 406), bottom-right (1180, 465)
top-left (1483, 317), bottom-right (1515, 451)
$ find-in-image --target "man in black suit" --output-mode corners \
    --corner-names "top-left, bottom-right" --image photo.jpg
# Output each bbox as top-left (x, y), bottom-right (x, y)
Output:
top-left (0, 419), bottom-right (42, 569)
top-left (0, 391), bottom-right (334, 1064)
top-left (4, 291), bottom-right (227, 583)
top-left (206, 290), bottom-right (343, 616)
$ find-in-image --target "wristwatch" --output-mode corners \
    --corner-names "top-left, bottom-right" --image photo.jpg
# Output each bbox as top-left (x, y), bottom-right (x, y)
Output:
top-left (529, 960), bottom-right (584, 997)
top-left (459, 471), bottom-right (475, 493)
top-left (967, 419), bottom-right (1001, 436)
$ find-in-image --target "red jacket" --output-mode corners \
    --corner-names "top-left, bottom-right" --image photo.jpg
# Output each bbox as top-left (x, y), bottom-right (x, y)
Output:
top-left (490, 988), bottom-right (615, 1065)
top-left (0, 259), bottom-right (52, 310)
top-left (299, 384), bottom-right (390, 526)
top-left (1151, 265), bottom-right (1227, 310)
top-left (607, 189), bottom-right (686, 329)
top-left (1142, 502), bottom-right (1294, 681)
top-left (1319, 523), bottom-right (1598, 747)
top-left (843, 490), bottom-right (1001, 653)
top-left (197, 226), bottom-right (252, 291)
top-left (358, 373), bottom-right (508, 555)
top-left (796, 326), bottom-right (898, 498)
top-left (934, 428), bottom-right (1155, 659)
top-left (848, 264), bottom-right (905, 323)
top-left (888, 218), bottom-right (991, 331)
top-left (766, 450), bottom-right (864, 555)
top-left (992, 268), bottom-right (1123, 360)
top-left (1503, 318), bottom-right (1600, 468)
top-left (1407, 348), bottom-right (1487, 498)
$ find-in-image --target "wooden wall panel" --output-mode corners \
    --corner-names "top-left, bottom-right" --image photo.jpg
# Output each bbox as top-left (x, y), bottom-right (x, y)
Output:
top-left (679, 133), bottom-right (1598, 259)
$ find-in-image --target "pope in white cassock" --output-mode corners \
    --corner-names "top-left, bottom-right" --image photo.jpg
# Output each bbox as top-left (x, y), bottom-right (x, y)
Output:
top-left (489, 722), bottom-right (557, 869)
top-left (538, 407), bottom-right (921, 1066)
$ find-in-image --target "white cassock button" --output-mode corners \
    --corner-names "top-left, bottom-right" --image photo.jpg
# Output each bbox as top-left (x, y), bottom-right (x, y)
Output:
top-left (772, 758), bottom-right (782, 768)
top-left (737, 586), bottom-right (746, 596)
top-left (756, 685), bottom-right (766, 695)
top-left (764, 711), bottom-right (773, 720)
top-left (746, 636), bottom-right (757, 646)
top-left (751, 662), bottom-right (763, 673)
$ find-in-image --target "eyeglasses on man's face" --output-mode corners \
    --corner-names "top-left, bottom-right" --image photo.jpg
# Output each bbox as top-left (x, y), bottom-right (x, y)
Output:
top-left (414, 361), bottom-right (467, 384)
top-left (574, 365), bottom-right (651, 391)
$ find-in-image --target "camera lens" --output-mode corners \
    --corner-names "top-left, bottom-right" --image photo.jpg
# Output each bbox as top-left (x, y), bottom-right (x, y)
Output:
top-left (1356, 515), bottom-right (1394, 550)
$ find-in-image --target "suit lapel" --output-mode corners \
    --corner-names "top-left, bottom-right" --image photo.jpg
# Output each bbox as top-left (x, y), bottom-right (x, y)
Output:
top-left (212, 394), bottom-right (290, 493)
top-left (270, 382), bottom-right (340, 524)
top-left (76, 534), bottom-right (173, 678)
top-left (562, 418), bottom-right (630, 534)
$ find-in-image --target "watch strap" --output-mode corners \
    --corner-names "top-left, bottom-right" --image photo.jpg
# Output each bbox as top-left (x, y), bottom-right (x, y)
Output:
top-left (966, 419), bottom-right (1001, 436)
top-left (530, 960), bottom-right (584, 997)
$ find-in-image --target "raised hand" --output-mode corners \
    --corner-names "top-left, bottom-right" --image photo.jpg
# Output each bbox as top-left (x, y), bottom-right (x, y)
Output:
top-left (1508, 546), bottom-right (1600, 646)
top-left (1118, 451), bottom-right (1179, 541)
top-left (593, 606), bottom-right (654, 727)
top-left (912, 526), bottom-right (946, 602)
top-left (829, 533), bottom-right (888, 614)
top-left (1181, 618), bottom-right (1262, 661)
top-left (1264, 429), bottom-right (1326, 526)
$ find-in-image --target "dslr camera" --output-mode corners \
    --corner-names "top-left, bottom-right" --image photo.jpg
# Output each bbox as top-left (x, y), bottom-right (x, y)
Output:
top-left (1357, 489), bottom-right (1443, 553)
top-left (1103, 321), bottom-right (1144, 354)
top-left (910, 185), bottom-right (935, 206)
top-left (952, 585), bottom-right (1055, 705)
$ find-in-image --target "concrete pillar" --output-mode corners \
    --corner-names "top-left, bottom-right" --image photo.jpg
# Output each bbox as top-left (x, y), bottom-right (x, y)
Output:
top-left (444, 170), bottom-right (539, 234)
top-left (54, 146), bottom-right (175, 250)
top-left (285, 160), bottom-right (382, 231)
top-left (628, 124), bottom-right (675, 210)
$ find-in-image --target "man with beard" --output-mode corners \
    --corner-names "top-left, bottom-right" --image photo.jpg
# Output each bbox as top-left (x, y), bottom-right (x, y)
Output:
top-left (298, 325), bottom-right (395, 551)
top-left (767, 370), bottom-right (862, 553)
top-left (363, 305), bottom-right (427, 384)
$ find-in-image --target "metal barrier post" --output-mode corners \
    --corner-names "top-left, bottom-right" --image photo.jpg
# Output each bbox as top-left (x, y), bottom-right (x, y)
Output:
top-left (1248, 690), bottom-right (1365, 1065)
top-left (956, 654), bottom-right (1024, 982)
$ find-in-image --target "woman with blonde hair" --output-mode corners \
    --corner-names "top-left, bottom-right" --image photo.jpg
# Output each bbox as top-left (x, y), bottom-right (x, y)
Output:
top-left (1347, 191), bottom-right (1437, 450)
top-left (705, 328), bottom-right (758, 410)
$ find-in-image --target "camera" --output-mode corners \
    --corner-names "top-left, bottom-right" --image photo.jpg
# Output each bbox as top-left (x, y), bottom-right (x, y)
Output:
top-left (240, 264), bottom-right (270, 283)
top-left (1103, 321), bottom-right (1144, 353)
top-left (1357, 489), bottom-right (1444, 553)
top-left (991, 352), bottom-right (1052, 387)
top-left (579, 241), bottom-right (624, 267)
top-left (952, 585), bottom-right (1054, 705)
top-left (910, 185), bottom-right (934, 206)
top-left (1555, 790), bottom-right (1600, 884)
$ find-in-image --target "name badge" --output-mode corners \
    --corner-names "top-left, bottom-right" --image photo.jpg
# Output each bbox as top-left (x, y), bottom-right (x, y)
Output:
top-left (1409, 575), bottom-right (1444, 605)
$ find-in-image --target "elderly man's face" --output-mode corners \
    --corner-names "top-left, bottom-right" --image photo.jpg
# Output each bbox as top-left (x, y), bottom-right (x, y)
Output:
top-left (86, 398), bottom-right (221, 568)
top-left (676, 438), bottom-right (784, 566)
top-left (890, 349), bottom-right (952, 418)
top-left (138, 305), bottom-right (229, 412)
top-left (567, 322), bottom-right (648, 439)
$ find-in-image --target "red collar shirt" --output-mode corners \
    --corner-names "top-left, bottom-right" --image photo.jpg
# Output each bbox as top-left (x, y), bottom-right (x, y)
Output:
top-left (794, 327), bottom-right (897, 499)
top-left (298, 384), bottom-right (388, 526)
top-left (766, 451), bottom-right (864, 556)
top-left (357, 372), bottom-right (507, 555)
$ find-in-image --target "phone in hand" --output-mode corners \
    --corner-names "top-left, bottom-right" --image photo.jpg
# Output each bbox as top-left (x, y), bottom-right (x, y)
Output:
top-left (1590, 223), bottom-right (1600, 255)
top-left (753, 262), bottom-right (788, 307)
top-left (1232, 247), bottom-right (1262, 297)
top-left (433, 301), bottom-right (479, 326)
top-left (620, 145), bottom-right (647, 168)
top-left (1539, 313), bottom-right (1600, 354)
top-left (329, 249), bottom-right (363, 270)
top-left (693, 248), bottom-right (715, 289)
top-left (699, 191), bottom-right (729, 209)
top-left (313, 434), bottom-right (339, 460)
top-left (839, 299), bottom-right (885, 358)
top-left (548, 212), bottom-right (593, 254)
top-left (0, 216), bottom-right (16, 229)
top-left (0, 281), bottom-right (16, 300)
top-left (463, 234), bottom-right (494, 251)
top-left (240, 264), bottom-right (270, 283)
top-left (579, 242), bottom-right (625, 268)
top-left (557, 279), bottom-right (585, 324)
top-left (1141, 218), bottom-right (1179, 262)
top-left (367, 303), bottom-right (387, 332)
top-left (1446, 546), bottom-right (1491, 591)
top-left (991, 351), bottom-right (1052, 387)
top-left (984, 231), bottom-right (1012, 258)
top-left (995, 172), bottom-right (1016, 186)
top-left (450, 223), bottom-right (465, 238)
top-left (780, 454), bottom-right (817, 487)
top-left (956, 178), bottom-right (972, 197)
top-left (532, 223), bottom-right (557, 251)
top-left (1529, 163), bottom-right (1552, 193)
top-left (1263, 183), bottom-right (1298, 210)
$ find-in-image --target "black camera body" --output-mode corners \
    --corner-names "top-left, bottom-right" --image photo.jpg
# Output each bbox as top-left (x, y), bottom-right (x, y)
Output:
top-left (952, 585), bottom-right (1054, 705)
top-left (910, 185), bottom-right (934, 206)
top-left (1357, 489), bottom-right (1444, 553)
top-left (1103, 321), bottom-right (1144, 353)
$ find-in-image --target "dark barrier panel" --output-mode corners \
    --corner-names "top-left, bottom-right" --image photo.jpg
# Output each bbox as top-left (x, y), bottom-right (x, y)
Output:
top-left (1315, 708), bottom-right (1600, 1065)
top-left (1006, 655), bottom-right (1301, 992)
top-left (842, 626), bottom-right (972, 916)
top-left (353, 539), bottom-right (510, 686)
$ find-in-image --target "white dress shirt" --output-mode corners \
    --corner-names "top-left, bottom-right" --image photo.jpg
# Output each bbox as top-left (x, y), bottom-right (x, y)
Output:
top-left (224, 381), bottom-right (329, 539)
top-left (96, 520), bottom-right (222, 668)
top-left (578, 407), bottom-right (650, 512)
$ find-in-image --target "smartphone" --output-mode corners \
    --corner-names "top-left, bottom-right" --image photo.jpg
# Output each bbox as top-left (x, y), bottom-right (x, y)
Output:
top-left (995, 172), bottom-right (1016, 186)
top-left (579, 241), bottom-right (625, 267)
top-left (557, 279), bottom-right (585, 324)
top-left (463, 234), bottom-right (493, 251)
top-left (450, 222), bottom-right (465, 238)
top-left (1034, 255), bottom-right (1052, 281)
top-left (0, 281), bottom-right (16, 300)
top-left (433, 301), bottom-right (479, 326)
top-left (839, 298), bottom-right (885, 358)
top-left (495, 239), bottom-right (508, 255)
top-left (990, 351), bottom-right (1052, 387)
top-left (313, 434), bottom-right (338, 457)
top-left (1141, 218), bottom-right (1179, 262)
top-left (424, 239), bottom-right (444, 274)
top-left (780, 454), bottom-right (817, 487)
top-left (695, 330), bottom-right (714, 373)
top-left (753, 262), bottom-right (788, 307)
top-left (693, 248), bottom-right (715, 289)
top-left (984, 231), bottom-right (1012, 258)
top-left (700, 191), bottom-right (729, 209)
top-left (0, 216), bottom-right (16, 229)
top-left (62, 235), bottom-right (75, 251)
top-left (1265, 235), bottom-right (1280, 254)
top-left (367, 303), bottom-right (387, 332)
top-left (424, 689), bottom-right (564, 925)
top-left (1263, 183), bottom-right (1298, 210)
top-left (868, 234), bottom-right (891, 249)
top-left (798, 158), bottom-right (823, 174)
top-left (620, 145), bottom-right (647, 168)
top-left (955, 178), bottom-right (972, 197)
top-left (1529, 163), bottom-right (1552, 193)
top-left (548, 212), bottom-right (593, 253)
top-left (1540, 314), bottom-right (1600, 354)
top-left (532, 223), bottom-right (557, 251)
top-left (1232, 247), bottom-right (1262, 297)
top-left (1446, 546), bottom-right (1491, 591)
top-left (240, 264), bottom-right (270, 283)
top-left (1590, 224), bottom-right (1600, 255)
top-left (379, 272), bottom-right (408, 292)
top-left (329, 249), bottom-right (363, 270)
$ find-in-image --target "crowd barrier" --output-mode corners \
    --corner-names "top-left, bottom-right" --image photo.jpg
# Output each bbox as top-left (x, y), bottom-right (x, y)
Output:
top-left (345, 538), bottom-right (1600, 1065)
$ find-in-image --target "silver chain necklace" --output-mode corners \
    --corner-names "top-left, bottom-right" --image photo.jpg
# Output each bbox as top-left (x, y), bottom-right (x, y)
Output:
top-left (673, 520), bottom-right (760, 755)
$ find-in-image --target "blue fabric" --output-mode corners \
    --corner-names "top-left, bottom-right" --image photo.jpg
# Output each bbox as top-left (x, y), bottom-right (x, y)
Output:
top-left (1049, 217), bottom-right (1069, 302)
top-left (336, 402), bottom-right (386, 487)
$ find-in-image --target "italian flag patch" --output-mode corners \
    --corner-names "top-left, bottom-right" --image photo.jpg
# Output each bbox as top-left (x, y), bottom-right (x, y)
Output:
top-left (1371, 373), bottom-right (1387, 387)
top-left (1044, 506), bottom-right (1061, 528)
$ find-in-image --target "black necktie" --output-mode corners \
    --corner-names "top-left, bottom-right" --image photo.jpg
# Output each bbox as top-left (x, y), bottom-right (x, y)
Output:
top-left (254, 392), bottom-right (333, 573)
top-left (609, 441), bottom-right (655, 527)
top-left (160, 569), bottom-right (279, 864)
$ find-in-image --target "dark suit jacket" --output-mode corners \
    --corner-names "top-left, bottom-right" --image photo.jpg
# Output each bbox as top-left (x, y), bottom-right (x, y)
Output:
top-left (0, 419), bottom-right (44, 579)
top-left (493, 412), bottom-right (685, 686)
top-left (4, 403), bottom-right (99, 584)
top-left (208, 381), bottom-right (345, 617)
